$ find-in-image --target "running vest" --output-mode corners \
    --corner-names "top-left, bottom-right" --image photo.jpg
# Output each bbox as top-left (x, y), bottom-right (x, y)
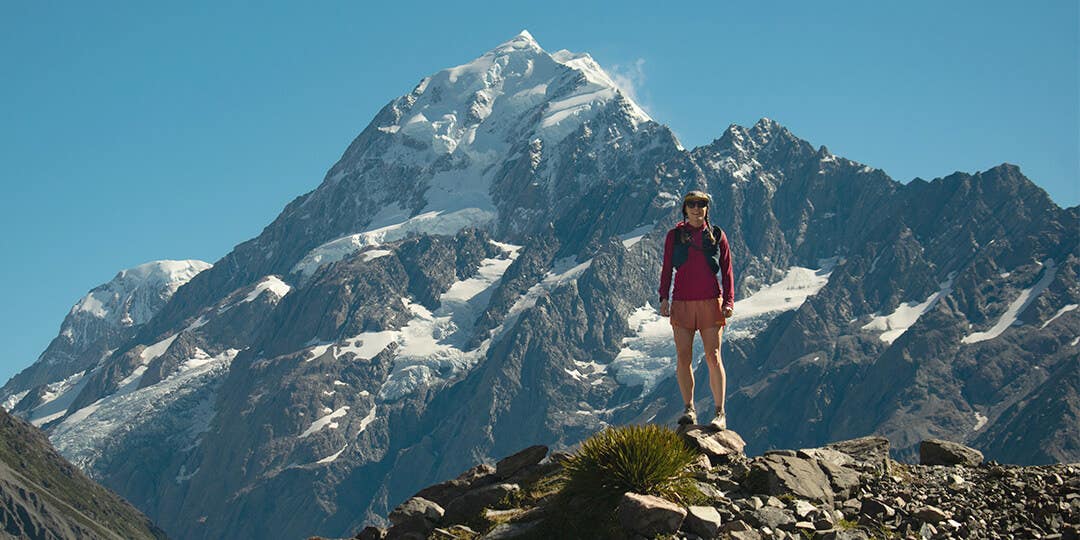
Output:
top-left (672, 225), bottom-right (723, 274)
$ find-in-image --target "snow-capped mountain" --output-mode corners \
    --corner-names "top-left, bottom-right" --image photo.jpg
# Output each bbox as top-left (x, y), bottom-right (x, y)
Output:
top-left (3, 32), bottom-right (1077, 540)
top-left (2, 260), bottom-right (210, 414)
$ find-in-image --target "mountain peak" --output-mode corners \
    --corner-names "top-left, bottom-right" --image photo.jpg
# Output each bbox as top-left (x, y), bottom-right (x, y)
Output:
top-left (486, 29), bottom-right (543, 57)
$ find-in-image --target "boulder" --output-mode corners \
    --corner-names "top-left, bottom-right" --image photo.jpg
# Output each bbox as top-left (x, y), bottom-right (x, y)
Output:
top-left (745, 454), bottom-right (835, 504)
top-left (682, 505), bottom-right (722, 538)
top-left (825, 436), bottom-right (891, 476)
top-left (919, 439), bottom-right (983, 466)
top-left (749, 506), bottom-right (796, 531)
top-left (442, 483), bottom-right (520, 523)
top-left (680, 427), bottom-right (746, 464)
top-left (793, 499), bottom-right (817, 519)
top-left (495, 445), bottom-right (548, 479)
top-left (389, 497), bottom-right (444, 525)
top-left (617, 492), bottom-right (687, 537)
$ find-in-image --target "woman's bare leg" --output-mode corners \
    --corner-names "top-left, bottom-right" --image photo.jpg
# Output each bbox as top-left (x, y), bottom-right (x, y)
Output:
top-left (673, 325), bottom-right (696, 407)
top-left (700, 325), bottom-right (726, 412)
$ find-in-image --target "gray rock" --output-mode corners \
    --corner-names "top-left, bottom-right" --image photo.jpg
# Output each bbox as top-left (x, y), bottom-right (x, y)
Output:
top-left (682, 505), bottom-right (722, 537)
top-left (793, 499), bottom-right (816, 519)
top-left (721, 519), bottom-right (754, 532)
top-left (746, 454), bottom-right (835, 504)
top-left (495, 445), bottom-right (548, 479)
top-left (913, 505), bottom-right (949, 523)
top-left (442, 483), bottom-right (520, 523)
top-left (617, 492), bottom-right (687, 537)
top-left (859, 498), bottom-right (894, 518)
top-left (919, 439), bottom-right (983, 466)
top-left (825, 436), bottom-right (891, 476)
top-left (388, 497), bottom-right (444, 525)
top-left (680, 427), bottom-right (747, 464)
top-left (750, 506), bottom-right (796, 531)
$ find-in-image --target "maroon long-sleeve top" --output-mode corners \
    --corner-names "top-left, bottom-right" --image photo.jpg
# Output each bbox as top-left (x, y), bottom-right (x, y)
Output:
top-left (659, 222), bottom-right (735, 309)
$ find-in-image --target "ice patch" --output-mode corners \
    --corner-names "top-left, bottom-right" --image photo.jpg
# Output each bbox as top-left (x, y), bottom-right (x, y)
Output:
top-left (299, 406), bottom-right (349, 438)
top-left (357, 405), bottom-right (377, 433)
top-left (242, 276), bottom-right (291, 303)
top-left (335, 331), bottom-right (399, 361)
top-left (362, 249), bottom-right (393, 261)
top-left (862, 274), bottom-right (955, 344)
top-left (317, 444), bottom-right (348, 464)
top-left (1041, 304), bottom-right (1078, 329)
top-left (963, 260), bottom-right (1058, 344)
top-left (973, 412), bottom-right (988, 431)
top-left (618, 223), bottom-right (655, 249)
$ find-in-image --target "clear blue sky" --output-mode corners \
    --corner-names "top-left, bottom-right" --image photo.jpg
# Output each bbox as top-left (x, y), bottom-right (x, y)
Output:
top-left (1, 1), bottom-right (1077, 385)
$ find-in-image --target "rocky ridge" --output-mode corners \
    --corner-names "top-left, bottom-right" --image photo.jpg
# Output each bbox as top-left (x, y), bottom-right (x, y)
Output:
top-left (340, 429), bottom-right (1079, 540)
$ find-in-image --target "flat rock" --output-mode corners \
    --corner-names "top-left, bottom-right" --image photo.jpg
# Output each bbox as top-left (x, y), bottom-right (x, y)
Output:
top-left (919, 439), bottom-right (983, 466)
top-left (495, 445), bottom-right (548, 479)
top-left (680, 427), bottom-right (746, 464)
top-left (746, 454), bottom-right (835, 504)
top-left (617, 492), bottom-right (687, 537)
top-left (913, 505), bottom-right (950, 523)
top-left (682, 505), bottom-right (722, 538)
top-left (750, 506), bottom-right (796, 531)
top-left (442, 483), bottom-right (520, 523)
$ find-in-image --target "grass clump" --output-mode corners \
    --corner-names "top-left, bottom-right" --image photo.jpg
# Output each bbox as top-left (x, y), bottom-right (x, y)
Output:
top-left (559, 424), bottom-right (699, 510)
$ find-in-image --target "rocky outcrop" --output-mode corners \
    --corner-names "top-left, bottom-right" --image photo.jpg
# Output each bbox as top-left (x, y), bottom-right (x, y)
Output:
top-left (340, 431), bottom-right (1080, 540)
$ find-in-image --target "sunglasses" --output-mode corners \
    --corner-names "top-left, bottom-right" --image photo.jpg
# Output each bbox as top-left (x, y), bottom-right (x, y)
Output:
top-left (685, 200), bottom-right (709, 209)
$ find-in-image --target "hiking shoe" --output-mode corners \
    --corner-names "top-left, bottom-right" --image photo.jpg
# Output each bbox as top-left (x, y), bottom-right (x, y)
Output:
top-left (677, 406), bottom-right (697, 425)
top-left (709, 410), bottom-right (727, 430)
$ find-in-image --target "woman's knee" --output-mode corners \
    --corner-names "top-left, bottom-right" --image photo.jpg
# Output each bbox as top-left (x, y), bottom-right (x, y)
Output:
top-left (703, 351), bottom-right (723, 369)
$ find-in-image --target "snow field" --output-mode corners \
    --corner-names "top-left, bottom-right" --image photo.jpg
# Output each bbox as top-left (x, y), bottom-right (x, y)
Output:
top-left (862, 274), bottom-right (955, 344)
top-left (962, 260), bottom-right (1058, 344)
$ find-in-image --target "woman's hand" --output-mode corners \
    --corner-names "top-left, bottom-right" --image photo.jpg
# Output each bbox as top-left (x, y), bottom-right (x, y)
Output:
top-left (722, 306), bottom-right (733, 319)
top-left (660, 299), bottom-right (671, 317)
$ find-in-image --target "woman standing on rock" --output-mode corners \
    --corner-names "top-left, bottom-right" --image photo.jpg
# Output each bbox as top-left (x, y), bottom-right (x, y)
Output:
top-left (658, 190), bottom-right (735, 430)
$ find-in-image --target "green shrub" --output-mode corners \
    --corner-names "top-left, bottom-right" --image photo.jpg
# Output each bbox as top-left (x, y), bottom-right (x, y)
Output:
top-left (558, 424), bottom-right (699, 511)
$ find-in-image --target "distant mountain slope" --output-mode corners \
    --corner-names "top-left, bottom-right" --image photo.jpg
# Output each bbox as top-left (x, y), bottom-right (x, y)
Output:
top-left (0, 407), bottom-right (168, 539)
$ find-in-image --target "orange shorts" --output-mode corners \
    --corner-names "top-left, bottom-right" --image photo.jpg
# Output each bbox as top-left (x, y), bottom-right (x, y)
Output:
top-left (670, 298), bottom-right (726, 331)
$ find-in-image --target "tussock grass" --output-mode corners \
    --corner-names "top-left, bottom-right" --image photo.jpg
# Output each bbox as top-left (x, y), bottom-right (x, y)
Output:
top-left (559, 424), bottom-right (699, 510)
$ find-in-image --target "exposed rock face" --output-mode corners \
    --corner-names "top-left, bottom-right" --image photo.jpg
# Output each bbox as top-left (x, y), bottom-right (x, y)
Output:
top-left (2, 31), bottom-right (1078, 540)
top-left (0, 408), bottom-right (167, 540)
